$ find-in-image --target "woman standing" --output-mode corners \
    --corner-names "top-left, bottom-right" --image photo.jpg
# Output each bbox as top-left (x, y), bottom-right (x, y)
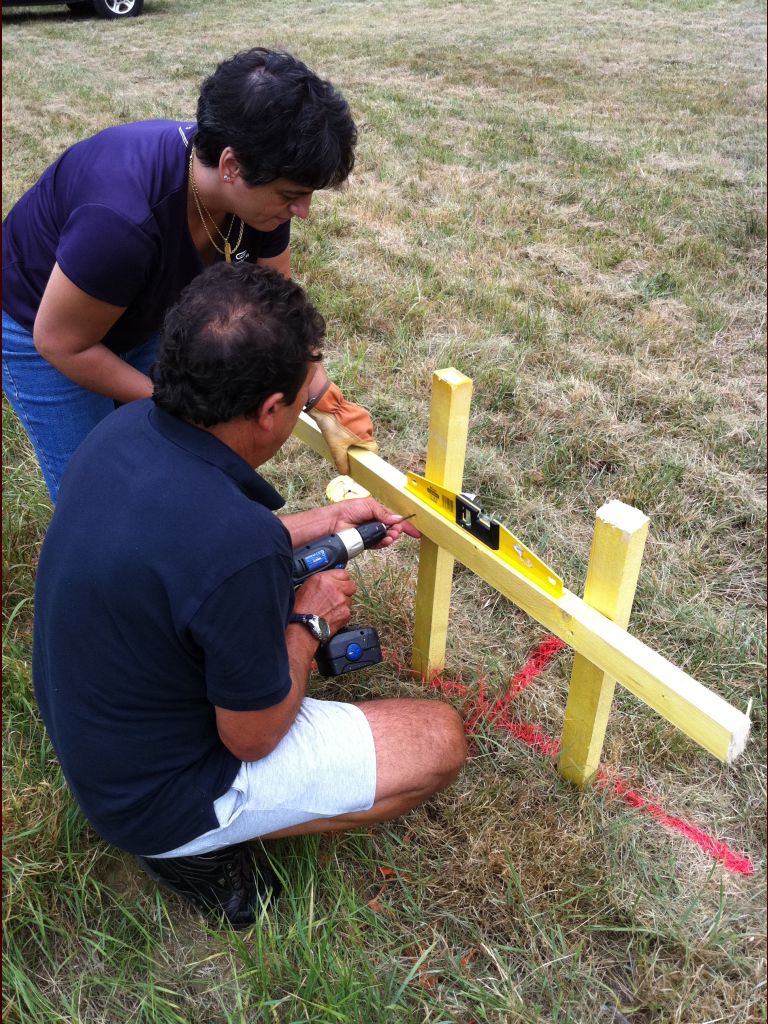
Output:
top-left (2, 47), bottom-right (375, 500)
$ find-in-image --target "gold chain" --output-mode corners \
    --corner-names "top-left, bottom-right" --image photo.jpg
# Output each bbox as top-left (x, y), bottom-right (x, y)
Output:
top-left (188, 149), bottom-right (244, 263)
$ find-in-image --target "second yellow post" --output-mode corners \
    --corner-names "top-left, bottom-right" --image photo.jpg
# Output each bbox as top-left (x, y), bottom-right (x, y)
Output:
top-left (411, 369), bottom-right (473, 678)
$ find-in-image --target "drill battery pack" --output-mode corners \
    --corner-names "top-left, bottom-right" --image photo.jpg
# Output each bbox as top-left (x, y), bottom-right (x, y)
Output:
top-left (315, 626), bottom-right (382, 678)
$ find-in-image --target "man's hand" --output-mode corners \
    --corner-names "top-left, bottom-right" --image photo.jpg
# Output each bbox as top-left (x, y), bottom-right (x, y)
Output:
top-left (281, 499), bottom-right (420, 550)
top-left (292, 569), bottom-right (357, 636)
top-left (324, 498), bottom-right (421, 548)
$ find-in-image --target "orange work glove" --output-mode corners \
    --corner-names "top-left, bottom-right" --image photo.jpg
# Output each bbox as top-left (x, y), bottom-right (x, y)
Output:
top-left (306, 381), bottom-right (377, 474)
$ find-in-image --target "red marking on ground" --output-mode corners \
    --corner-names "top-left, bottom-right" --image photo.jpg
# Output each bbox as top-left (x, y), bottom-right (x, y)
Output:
top-left (383, 639), bottom-right (755, 877)
top-left (594, 767), bottom-right (755, 876)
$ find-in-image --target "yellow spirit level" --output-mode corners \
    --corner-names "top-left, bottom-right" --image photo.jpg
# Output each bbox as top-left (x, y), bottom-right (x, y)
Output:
top-left (405, 472), bottom-right (564, 598)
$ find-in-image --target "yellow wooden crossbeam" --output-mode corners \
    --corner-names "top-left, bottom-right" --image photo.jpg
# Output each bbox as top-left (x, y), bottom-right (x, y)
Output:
top-left (292, 413), bottom-right (751, 765)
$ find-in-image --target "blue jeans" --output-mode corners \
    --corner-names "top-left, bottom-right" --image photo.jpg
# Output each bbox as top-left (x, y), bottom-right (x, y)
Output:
top-left (2, 310), bottom-right (158, 502)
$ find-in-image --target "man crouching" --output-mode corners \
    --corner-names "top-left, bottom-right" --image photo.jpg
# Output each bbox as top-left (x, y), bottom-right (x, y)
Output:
top-left (31, 262), bottom-right (466, 928)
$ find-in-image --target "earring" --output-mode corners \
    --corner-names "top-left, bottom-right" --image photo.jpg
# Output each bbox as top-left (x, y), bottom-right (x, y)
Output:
top-left (223, 175), bottom-right (231, 182)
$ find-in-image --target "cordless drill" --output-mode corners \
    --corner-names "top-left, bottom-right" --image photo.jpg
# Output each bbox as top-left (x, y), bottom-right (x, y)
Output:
top-left (291, 521), bottom-right (388, 677)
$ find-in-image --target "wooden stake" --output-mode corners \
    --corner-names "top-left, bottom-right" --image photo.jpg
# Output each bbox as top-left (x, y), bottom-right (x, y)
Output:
top-left (411, 369), bottom-right (473, 677)
top-left (558, 501), bottom-right (649, 787)
top-left (293, 411), bottom-right (751, 764)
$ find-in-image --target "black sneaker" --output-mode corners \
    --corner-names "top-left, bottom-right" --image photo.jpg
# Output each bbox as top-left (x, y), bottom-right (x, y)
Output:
top-left (136, 842), bottom-right (281, 928)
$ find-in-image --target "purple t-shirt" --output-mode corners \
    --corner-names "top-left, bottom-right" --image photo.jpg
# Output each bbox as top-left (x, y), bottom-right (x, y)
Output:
top-left (2, 121), bottom-right (291, 354)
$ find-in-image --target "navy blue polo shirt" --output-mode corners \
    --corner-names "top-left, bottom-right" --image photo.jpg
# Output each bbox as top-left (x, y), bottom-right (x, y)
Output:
top-left (32, 399), bottom-right (295, 854)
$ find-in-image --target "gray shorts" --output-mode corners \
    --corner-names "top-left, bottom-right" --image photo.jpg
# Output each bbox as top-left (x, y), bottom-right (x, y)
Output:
top-left (145, 697), bottom-right (377, 859)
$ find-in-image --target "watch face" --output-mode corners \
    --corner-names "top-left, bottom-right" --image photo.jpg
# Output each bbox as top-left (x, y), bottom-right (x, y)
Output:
top-left (311, 615), bottom-right (332, 643)
top-left (292, 613), bottom-right (331, 643)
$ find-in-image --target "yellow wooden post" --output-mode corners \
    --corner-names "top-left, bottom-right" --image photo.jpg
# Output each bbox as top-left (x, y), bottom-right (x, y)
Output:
top-left (411, 369), bottom-right (473, 678)
top-left (559, 500), bottom-right (650, 787)
top-left (293, 413), bottom-right (751, 763)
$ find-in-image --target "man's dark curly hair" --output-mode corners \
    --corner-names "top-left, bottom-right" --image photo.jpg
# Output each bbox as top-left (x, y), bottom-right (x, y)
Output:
top-left (194, 48), bottom-right (357, 189)
top-left (152, 263), bottom-right (324, 427)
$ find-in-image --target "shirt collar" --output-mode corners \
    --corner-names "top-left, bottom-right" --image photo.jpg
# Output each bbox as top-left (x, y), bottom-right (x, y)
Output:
top-left (148, 401), bottom-right (285, 511)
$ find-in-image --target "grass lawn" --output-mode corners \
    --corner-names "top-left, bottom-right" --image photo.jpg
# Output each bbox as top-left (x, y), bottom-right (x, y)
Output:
top-left (2, 0), bottom-right (766, 1021)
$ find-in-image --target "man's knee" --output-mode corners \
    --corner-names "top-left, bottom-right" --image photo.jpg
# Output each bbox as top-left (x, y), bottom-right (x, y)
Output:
top-left (402, 699), bottom-right (466, 800)
top-left (428, 700), bottom-right (468, 781)
top-left (359, 697), bottom-right (467, 801)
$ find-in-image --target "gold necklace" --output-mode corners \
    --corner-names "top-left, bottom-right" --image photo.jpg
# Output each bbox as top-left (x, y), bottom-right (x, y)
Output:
top-left (188, 149), bottom-right (244, 263)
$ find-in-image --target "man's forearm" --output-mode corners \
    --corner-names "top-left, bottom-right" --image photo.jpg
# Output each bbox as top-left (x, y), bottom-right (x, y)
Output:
top-left (215, 626), bottom-right (319, 763)
top-left (280, 506), bottom-right (339, 549)
top-left (259, 625), bottom-right (319, 753)
top-left (286, 623), bottom-right (320, 696)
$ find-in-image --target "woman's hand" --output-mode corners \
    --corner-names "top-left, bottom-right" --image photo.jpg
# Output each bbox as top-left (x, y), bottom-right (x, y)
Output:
top-left (305, 378), bottom-right (377, 474)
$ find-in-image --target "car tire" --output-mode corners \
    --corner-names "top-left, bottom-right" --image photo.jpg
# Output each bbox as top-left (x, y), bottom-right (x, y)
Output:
top-left (91, 0), bottom-right (143, 17)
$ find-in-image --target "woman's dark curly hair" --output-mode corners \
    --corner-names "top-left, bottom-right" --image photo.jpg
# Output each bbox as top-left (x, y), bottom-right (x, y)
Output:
top-left (194, 48), bottom-right (357, 189)
top-left (152, 263), bottom-right (324, 427)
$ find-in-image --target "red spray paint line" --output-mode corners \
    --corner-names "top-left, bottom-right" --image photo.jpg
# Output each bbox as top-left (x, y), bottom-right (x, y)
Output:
top-left (593, 767), bottom-right (755, 876)
top-left (385, 639), bottom-right (755, 877)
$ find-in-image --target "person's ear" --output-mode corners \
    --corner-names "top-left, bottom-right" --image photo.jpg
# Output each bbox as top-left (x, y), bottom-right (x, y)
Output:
top-left (219, 148), bottom-right (240, 183)
top-left (256, 393), bottom-right (285, 431)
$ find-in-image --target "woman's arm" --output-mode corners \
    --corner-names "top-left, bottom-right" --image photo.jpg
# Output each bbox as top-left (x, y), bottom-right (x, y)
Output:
top-left (257, 247), bottom-right (291, 280)
top-left (33, 263), bottom-right (154, 403)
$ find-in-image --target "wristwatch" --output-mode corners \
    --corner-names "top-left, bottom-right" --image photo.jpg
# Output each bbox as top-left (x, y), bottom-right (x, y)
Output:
top-left (289, 613), bottom-right (331, 644)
